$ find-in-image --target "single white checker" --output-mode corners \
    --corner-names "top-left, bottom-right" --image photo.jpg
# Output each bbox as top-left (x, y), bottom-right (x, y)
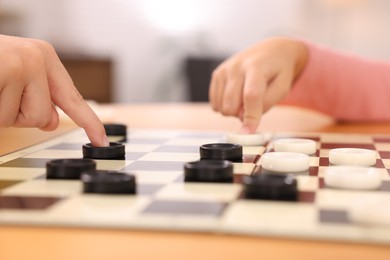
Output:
top-left (273, 138), bottom-right (317, 155)
top-left (138, 152), bottom-right (199, 162)
top-left (1, 180), bottom-right (82, 196)
top-left (24, 149), bottom-right (82, 159)
top-left (329, 148), bottom-right (377, 166)
top-left (348, 195), bottom-right (390, 226)
top-left (324, 166), bottom-right (381, 190)
top-left (226, 132), bottom-right (265, 146)
top-left (260, 152), bottom-right (310, 173)
top-left (154, 183), bottom-right (241, 202)
top-left (0, 167), bottom-right (45, 180)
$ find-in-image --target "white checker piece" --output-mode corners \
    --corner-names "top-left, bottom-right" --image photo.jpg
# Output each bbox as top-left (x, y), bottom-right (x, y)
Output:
top-left (329, 148), bottom-right (377, 166)
top-left (273, 138), bottom-right (317, 155)
top-left (324, 166), bottom-right (381, 190)
top-left (260, 152), bottom-right (310, 173)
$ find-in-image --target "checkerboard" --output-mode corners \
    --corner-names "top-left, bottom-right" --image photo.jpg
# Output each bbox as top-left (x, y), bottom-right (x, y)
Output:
top-left (0, 128), bottom-right (390, 244)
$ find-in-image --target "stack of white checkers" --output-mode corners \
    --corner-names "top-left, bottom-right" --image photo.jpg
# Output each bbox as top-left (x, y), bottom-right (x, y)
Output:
top-left (227, 133), bottom-right (388, 226)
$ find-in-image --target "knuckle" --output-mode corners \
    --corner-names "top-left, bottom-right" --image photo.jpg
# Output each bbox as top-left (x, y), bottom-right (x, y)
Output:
top-left (243, 87), bottom-right (261, 102)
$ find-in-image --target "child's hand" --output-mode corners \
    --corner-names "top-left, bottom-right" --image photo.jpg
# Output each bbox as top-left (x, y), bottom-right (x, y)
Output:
top-left (0, 35), bottom-right (109, 147)
top-left (209, 37), bottom-right (308, 133)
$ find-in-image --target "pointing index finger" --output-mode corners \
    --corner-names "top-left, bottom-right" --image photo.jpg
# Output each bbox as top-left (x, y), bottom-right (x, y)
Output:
top-left (241, 69), bottom-right (267, 134)
top-left (47, 61), bottom-right (109, 147)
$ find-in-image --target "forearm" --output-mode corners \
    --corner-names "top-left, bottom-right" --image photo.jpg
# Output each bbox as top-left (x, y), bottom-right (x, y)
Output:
top-left (282, 42), bottom-right (390, 121)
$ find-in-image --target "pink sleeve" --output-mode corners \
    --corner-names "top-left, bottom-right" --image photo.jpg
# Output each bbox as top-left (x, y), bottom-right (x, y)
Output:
top-left (281, 41), bottom-right (390, 122)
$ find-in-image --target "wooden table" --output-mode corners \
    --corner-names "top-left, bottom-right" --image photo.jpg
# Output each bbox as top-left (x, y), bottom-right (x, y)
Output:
top-left (1, 103), bottom-right (390, 260)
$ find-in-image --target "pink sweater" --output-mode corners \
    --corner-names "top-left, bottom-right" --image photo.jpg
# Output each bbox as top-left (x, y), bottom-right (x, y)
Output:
top-left (282, 42), bottom-right (390, 122)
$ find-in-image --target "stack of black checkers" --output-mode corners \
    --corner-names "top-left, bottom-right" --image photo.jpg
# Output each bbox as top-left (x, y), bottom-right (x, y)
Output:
top-left (46, 159), bottom-right (96, 180)
top-left (184, 160), bottom-right (233, 183)
top-left (243, 174), bottom-right (298, 201)
top-left (82, 170), bottom-right (136, 194)
top-left (83, 142), bottom-right (125, 160)
top-left (200, 143), bottom-right (243, 162)
top-left (104, 123), bottom-right (127, 142)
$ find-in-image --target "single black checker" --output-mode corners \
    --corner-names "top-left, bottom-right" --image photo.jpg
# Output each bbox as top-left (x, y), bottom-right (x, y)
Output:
top-left (152, 145), bottom-right (199, 153)
top-left (124, 161), bottom-right (184, 171)
top-left (0, 195), bottom-right (63, 210)
top-left (0, 158), bottom-right (50, 168)
top-left (319, 209), bottom-right (350, 224)
top-left (142, 200), bottom-right (227, 216)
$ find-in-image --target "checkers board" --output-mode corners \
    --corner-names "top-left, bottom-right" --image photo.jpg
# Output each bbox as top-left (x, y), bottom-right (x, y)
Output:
top-left (0, 128), bottom-right (390, 245)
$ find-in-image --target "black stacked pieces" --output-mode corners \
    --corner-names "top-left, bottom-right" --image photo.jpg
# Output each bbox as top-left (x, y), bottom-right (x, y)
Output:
top-left (104, 123), bottom-right (127, 142)
top-left (184, 143), bottom-right (242, 183)
top-left (185, 141), bottom-right (298, 201)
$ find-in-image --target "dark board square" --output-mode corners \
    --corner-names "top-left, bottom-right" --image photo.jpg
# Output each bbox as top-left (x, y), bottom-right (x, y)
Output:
top-left (137, 184), bottom-right (164, 195)
top-left (319, 209), bottom-right (350, 224)
top-left (378, 151), bottom-right (390, 159)
top-left (298, 191), bottom-right (316, 203)
top-left (142, 200), bottom-right (227, 216)
top-left (0, 158), bottom-right (49, 168)
top-left (124, 152), bottom-right (148, 160)
top-left (321, 143), bottom-right (375, 150)
top-left (380, 181), bottom-right (390, 191)
top-left (0, 195), bottom-right (63, 210)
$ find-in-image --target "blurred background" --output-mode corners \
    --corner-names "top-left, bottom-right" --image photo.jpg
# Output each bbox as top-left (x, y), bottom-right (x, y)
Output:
top-left (1, 0), bottom-right (390, 104)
